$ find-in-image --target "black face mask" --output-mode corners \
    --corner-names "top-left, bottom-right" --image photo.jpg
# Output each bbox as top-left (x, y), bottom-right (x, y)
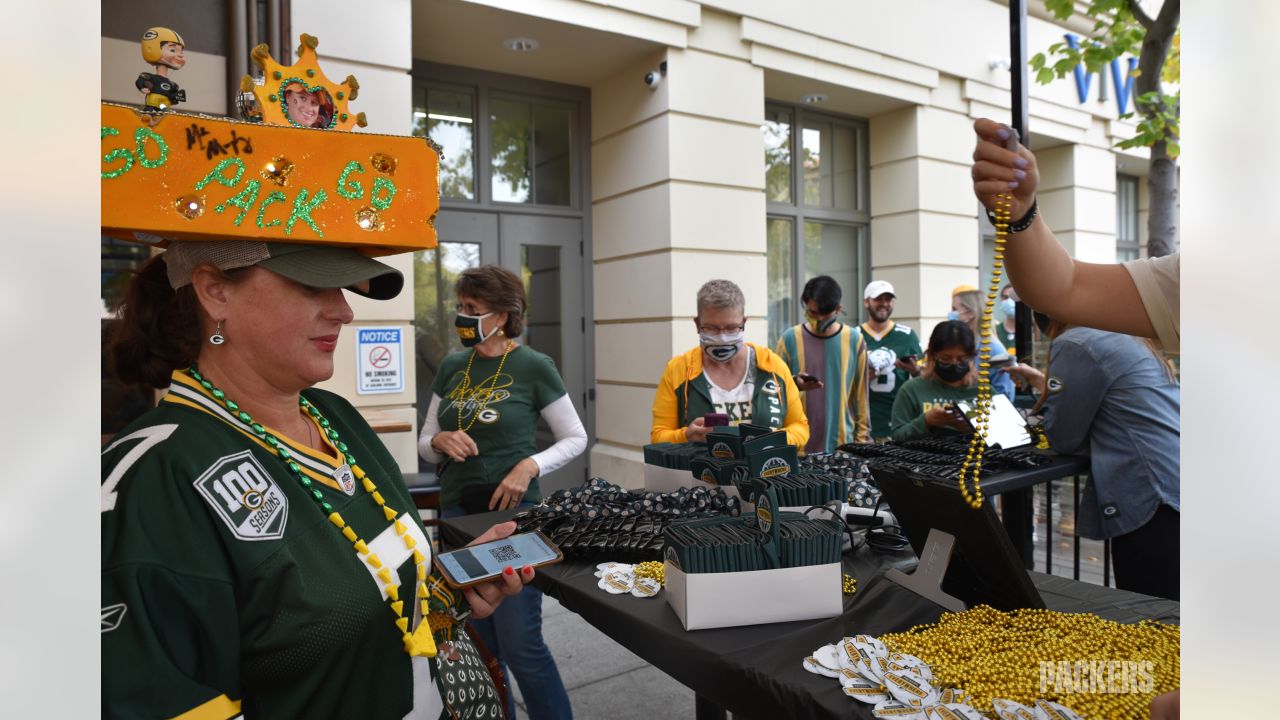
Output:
top-left (934, 361), bottom-right (970, 383)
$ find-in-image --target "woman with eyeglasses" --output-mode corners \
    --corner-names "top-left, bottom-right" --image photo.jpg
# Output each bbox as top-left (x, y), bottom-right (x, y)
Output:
top-left (651, 279), bottom-right (809, 447)
top-left (418, 265), bottom-right (585, 720)
top-left (888, 320), bottom-right (981, 441)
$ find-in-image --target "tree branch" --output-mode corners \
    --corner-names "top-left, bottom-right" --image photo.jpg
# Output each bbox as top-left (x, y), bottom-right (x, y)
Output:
top-left (1127, 0), bottom-right (1155, 30)
top-left (1134, 0), bottom-right (1179, 102)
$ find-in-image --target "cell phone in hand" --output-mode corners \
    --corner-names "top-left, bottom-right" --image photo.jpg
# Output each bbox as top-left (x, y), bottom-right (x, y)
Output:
top-left (988, 356), bottom-right (1014, 369)
top-left (946, 404), bottom-right (975, 429)
top-left (434, 531), bottom-right (563, 589)
top-left (797, 373), bottom-right (821, 384)
top-left (703, 413), bottom-right (730, 427)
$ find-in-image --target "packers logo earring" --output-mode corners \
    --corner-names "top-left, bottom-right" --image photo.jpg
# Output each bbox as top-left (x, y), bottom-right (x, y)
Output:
top-left (210, 320), bottom-right (226, 345)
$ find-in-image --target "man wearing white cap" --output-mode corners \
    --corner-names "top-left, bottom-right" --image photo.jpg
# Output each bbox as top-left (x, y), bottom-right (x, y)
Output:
top-left (860, 281), bottom-right (923, 440)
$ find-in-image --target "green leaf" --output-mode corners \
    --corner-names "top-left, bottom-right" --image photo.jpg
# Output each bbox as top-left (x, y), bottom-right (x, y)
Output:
top-left (1030, 53), bottom-right (1045, 71)
top-left (1036, 67), bottom-right (1055, 85)
top-left (1045, 0), bottom-right (1074, 20)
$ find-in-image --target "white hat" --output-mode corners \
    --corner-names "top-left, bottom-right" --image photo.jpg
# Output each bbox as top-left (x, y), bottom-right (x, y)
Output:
top-left (863, 280), bottom-right (896, 300)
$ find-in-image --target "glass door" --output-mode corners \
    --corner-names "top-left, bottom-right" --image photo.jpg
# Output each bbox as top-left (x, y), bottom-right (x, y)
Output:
top-left (500, 214), bottom-right (586, 492)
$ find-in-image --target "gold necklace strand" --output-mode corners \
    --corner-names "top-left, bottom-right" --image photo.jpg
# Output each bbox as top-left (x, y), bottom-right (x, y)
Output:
top-left (455, 340), bottom-right (515, 432)
top-left (880, 606), bottom-right (1180, 718)
top-left (958, 193), bottom-right (1013, 509)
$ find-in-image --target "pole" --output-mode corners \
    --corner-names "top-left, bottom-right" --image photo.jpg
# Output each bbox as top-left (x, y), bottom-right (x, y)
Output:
top-left (1010, 0), bottom-right (1035, 365)
top-left (1004, 0), bottom-right (1036, 570)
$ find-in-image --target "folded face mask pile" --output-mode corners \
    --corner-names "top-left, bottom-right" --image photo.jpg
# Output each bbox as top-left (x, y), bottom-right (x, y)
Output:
top-left (836, 436), bottom-right (1051, 481)
top-left (513, 478), bottom-right (740, 561)
top-left (663, 511), bottom-right (843, 573)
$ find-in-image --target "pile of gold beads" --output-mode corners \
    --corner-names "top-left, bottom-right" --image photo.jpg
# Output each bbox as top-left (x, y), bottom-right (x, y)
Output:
top-left (958, 192), bottom-right (1013, 510)
top-left (842, 574), bottom-right (858, 596)
top-left (880, 605), bottom-right (1180, 718)
top-left (633, 561), bottom-right (665, 587)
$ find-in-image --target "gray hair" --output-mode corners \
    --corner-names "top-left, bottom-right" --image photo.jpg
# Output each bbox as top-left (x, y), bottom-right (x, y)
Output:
top-left (696, 279), bottom-right (745, 315)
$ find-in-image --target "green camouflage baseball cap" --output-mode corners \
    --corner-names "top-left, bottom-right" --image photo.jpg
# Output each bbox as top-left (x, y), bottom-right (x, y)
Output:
top-left (163, 240), bottom-right (403, 300)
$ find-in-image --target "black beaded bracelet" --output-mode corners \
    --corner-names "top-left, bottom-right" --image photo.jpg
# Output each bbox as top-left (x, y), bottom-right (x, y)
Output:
top-left (987, 198), bottom-right (1038, 234)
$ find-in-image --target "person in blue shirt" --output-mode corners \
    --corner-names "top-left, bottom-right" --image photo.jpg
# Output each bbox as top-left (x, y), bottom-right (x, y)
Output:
top-left (1003, 313), bottom-right (1179, 601)
top-left (950, 285), bottom-right (1016, 402)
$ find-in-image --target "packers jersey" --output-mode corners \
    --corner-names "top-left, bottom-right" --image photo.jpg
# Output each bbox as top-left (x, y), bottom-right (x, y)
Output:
top-left (860, 321), bottom-right (924, 439)
top-left (102, 371), bottom-right (494, 719)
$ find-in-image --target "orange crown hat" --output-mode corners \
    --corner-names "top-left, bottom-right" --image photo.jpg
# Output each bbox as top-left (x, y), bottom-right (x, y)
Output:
top-left (243, 33), bottom-right (365, 131)
top-left (101, 36), bottom-right (440, 254)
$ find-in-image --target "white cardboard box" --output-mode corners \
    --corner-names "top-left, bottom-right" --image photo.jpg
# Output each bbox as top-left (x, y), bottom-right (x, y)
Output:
top-left (663, 560), bottom-right (843, 630)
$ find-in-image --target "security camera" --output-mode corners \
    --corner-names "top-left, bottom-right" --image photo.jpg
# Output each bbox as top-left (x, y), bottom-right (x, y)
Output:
top-left (644, 61), bottom-right (668, 90)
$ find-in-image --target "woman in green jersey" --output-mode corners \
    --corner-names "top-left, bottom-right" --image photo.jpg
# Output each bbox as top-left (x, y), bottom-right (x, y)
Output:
top-left (888, 320), bottom-right (981, 441)
top-left (419, 265), bottom-right (585, 720)
top-left (102, 241), bottom-right (532, 720)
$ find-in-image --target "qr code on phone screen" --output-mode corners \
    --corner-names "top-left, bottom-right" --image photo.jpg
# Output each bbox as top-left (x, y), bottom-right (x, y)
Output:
top-left (488, 545), bottom-right (520, 563)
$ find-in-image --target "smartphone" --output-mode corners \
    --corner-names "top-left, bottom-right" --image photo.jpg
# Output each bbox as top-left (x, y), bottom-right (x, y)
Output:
top-left (703, 413), bottom-right (730, 427)
top-left (988, 356), bottom-right (1014, 369)
top-left (434, 531), bottom-right (563, 589)
top-left (945, 404), bottom-right (974, 429)
top-left (797, 373), bottom-right (821, 384)
top-left (899, 355), bottom-right (918, 365)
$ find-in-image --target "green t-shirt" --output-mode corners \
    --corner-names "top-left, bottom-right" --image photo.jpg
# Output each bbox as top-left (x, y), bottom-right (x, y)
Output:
top-left (997, 323), bottom-right (1017, 355)
top-left (888, 375), bottom-right (979, 441)
top-left (431, 345), bottom-right (567, 508)
top-left (860, 322), bottom-right (924, 438)
top-left (102, 371), bottom-right (485, 719)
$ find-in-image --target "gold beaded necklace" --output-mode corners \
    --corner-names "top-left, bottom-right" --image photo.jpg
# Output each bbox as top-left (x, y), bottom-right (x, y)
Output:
top-left (453, 339), bottom-right (515, 432)
top-left (957, 193), bottom-right (1012, 509)
top-left (881, 605), bottom-right (1180, 718)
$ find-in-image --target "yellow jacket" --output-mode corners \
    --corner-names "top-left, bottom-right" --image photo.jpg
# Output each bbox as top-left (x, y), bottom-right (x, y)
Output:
top-left (650, 343), bottom-right (810, 448)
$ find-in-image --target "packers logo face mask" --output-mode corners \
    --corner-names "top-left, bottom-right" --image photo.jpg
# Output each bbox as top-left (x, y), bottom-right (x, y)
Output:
top-left (700, 330), bottom-right (744, 363)
top-left (455, 312), bottom-right (498, 347)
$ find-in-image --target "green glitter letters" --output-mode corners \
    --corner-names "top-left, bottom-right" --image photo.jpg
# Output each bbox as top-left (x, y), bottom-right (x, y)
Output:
top-left (134, 127), bottom-right (169, 169)
top-left (370, 177), bottom-right (397, 211)
top-left (286, 188), bottom-right (328, 237)
top-left (215, 179), bottom-right (262, 227)
top-left (336, 161), bottom-right (365, 200)
top-left (100, 127), bottom-right (133, 180)
top-left (256, 191), bottom-right (288, 228)
top-left (195, 158), bottom-right (246, 190)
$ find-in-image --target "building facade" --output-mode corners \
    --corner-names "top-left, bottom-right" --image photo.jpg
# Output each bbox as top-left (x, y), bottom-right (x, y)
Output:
top-left (102, 0), bottom-right (1172, 490)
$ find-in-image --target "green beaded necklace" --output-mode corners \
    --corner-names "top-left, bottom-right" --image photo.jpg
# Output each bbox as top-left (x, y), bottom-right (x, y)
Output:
top-left (185, 365), bottom-right (440, 657)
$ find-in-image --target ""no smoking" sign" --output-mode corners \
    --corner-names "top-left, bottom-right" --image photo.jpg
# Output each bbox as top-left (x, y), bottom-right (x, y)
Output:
top-left (356, 327), bottom-right (403, 394)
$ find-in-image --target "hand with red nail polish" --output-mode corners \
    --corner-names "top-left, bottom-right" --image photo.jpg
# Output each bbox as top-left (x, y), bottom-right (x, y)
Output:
top-left (462, 523), bottom-right (535, 619)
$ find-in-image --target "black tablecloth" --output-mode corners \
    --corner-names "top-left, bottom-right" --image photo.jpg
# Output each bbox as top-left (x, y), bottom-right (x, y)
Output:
top-left (445, 508), bottom-right (1177, 720)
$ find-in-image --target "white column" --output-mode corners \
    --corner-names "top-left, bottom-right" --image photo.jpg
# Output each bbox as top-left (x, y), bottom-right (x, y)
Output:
top-left (868, 98), bottom-right (979, 342)
top-left (589, 46), bottom-right (766, 488)
top-left (1037, 144), bottom-right (1118, 263)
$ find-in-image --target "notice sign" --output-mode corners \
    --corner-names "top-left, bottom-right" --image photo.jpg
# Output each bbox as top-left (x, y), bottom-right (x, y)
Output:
top-left (356, 327), bottom-right (404, 394)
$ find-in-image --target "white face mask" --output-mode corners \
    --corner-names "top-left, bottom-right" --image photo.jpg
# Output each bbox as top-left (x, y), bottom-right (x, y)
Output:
top-left (700, 330), bottom-right (744, 363)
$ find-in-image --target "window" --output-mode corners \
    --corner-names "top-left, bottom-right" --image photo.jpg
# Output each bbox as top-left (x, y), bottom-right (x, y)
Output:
top-left (1116, 174), bottom-right (1140, 262)
top-left (763, 104), bottom-right (870, 345)
top-left (412, 82), bottom-right (576, 208)
top-left (413, 85), bottom-right (476, 201)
